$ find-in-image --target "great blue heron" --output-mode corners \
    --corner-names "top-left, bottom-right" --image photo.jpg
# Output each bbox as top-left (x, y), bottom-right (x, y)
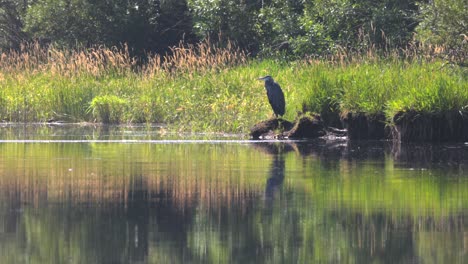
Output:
top-left (258, 75), bottom-right (285, 118)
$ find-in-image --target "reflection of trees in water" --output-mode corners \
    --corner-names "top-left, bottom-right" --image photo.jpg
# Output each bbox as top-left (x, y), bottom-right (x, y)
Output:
top-left (339, 212), bottom-right (419, 263)
top-left (3, 208), bottom-right (464, 263)
top-left (0, 176), bottom-right (199, 263)
top-left (1, 173), bottom-right (466, 263)
top-left (393, 143), bottom-right (468, 170)
top-left (1, 141), bottom-right (468, 263)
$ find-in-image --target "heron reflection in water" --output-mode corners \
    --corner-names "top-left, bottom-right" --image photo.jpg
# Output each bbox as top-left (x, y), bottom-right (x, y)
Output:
top-left (264, 154), bottom-right (285, 205)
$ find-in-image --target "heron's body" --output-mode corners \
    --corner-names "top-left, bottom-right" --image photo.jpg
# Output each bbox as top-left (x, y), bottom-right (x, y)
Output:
top-left (258, 76), bottom-right (285, 118)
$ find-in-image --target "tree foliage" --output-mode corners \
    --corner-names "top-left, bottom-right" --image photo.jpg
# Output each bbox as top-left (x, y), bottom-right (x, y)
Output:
top-left (0, 0), bottom-right (30, 49)
top-left (416, 0), bottom-right (467, 47)
top-left (189, 0), bottom-right (420, 57)
top-left (0, 0), bottom-right (465, 60)
top-left (22, 0), bottom-right (195, 54)
top-left (188, 0), bottom-right (263, 53)
top-left (291, 0), bottom-right (420, 56)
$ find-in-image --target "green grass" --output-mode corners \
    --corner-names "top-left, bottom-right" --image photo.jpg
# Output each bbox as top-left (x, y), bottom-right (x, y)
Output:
top-left (0, 44), bottom-right (467, 132)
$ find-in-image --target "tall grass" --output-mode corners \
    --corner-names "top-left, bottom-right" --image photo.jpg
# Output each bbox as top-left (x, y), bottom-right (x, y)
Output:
top-left (0, 40), bottom-right (466, 132)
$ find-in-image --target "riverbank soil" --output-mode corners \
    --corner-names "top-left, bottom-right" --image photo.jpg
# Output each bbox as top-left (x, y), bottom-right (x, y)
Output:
top-left (250, 114), bottom-right (327, 139)
top-left (393, 110), bottom-right (468, 142)
top-left (343, 112), bottom-right (389, 140)
top-left (249, 118), bottom-right (294, 139)
top-left (285, 115), bottom-right (327, 139)
top-left (251, 110), bottom-right (468, 142)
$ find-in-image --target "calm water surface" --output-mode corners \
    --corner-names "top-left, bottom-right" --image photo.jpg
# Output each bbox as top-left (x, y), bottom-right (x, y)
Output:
top-left (0, 125), bottom-right (467, 263)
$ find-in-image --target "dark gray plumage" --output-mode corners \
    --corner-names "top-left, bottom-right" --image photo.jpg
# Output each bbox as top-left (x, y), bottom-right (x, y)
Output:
top-left (258, 75), bottom-right (285, 118)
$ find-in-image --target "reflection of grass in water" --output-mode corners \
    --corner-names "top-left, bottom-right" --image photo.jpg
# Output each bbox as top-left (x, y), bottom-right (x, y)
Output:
top-left (293, 155), bottom-right (468, 217)
top-left (0, 142), bottom-right (467, 219)
top-left (0, 142), bottom-right (268, 209)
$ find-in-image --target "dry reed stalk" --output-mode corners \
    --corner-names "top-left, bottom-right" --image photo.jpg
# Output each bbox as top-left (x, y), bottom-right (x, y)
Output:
top-left (0, 42), bottom-right (136, 77)
top-left (0, 36), bottom-right (456, 79)
top-left (159, 38), bottom-right (247, 74)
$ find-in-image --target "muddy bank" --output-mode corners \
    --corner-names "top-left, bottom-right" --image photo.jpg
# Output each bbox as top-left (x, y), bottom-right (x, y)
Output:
top-left (249, 118), bottom-right (294, 139)
top-left (393, 110), bottom-right (468, 142)
top-left (343, 112), bottom-right (390, 140)
top-left (250, 114), bottom-right (343, 140)
top-left (344, 110), bottom-right (468, 142)
top-left (251, 110), bottom-right (468, 142)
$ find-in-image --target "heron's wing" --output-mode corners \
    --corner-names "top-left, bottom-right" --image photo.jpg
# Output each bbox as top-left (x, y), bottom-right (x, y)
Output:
top-left (276, 83), bottom-right (285, 110)
top-left (267, 82), bottom-right (285, 116)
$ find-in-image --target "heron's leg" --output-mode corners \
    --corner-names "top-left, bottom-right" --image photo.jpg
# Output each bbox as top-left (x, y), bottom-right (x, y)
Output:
top-left (278, 117), bottom-right (284, 132)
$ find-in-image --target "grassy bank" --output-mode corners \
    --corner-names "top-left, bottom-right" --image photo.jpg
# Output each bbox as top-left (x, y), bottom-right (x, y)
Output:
top-left (0, 42), bottom-right (466, 133)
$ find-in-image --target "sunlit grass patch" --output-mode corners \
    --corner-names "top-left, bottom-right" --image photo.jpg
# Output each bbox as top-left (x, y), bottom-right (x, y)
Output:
top-left (0, 41), bottom-right (466, 133)
top-left (385, 64), bottom-right (468, 116)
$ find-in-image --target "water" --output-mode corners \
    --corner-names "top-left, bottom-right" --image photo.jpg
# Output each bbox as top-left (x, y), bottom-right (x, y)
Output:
top-left (0, 125), bottom-right (467, 263)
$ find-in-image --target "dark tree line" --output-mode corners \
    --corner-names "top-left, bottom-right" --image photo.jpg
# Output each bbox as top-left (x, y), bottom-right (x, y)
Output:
top-left (0, 0), bottom-right (466, 57)
top-left (0, 0), bottom-right (197, 54)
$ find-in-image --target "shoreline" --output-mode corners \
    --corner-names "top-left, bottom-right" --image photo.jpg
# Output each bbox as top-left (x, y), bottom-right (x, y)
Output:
top-left (251, 110), bottom-right (468, 142)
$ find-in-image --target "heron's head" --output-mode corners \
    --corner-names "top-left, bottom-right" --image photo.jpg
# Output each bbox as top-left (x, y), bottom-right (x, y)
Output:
top-left (257, 75), bottom-right (274, 82)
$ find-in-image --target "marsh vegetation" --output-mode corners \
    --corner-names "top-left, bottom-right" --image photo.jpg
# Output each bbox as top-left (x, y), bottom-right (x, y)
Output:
top-left (0, 41), bottom-right (466, 138)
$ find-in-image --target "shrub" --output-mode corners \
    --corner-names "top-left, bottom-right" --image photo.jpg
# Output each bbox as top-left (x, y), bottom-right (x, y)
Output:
top-left (89, 95), bottom-right (128, 123)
